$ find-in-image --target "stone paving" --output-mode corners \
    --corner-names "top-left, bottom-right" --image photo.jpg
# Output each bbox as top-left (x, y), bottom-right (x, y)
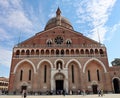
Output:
top-left (0, 94), bottom-right (120, 98)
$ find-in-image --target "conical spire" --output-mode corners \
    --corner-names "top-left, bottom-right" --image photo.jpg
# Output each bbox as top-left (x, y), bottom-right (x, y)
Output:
top-left (56, 7), bottom-right (61, 16)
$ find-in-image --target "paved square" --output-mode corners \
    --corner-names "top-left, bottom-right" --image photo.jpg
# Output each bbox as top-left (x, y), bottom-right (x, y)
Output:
top-left (0, 94), bottom-right (120, 98)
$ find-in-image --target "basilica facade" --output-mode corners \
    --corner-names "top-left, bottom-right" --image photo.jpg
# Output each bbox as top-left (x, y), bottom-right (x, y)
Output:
top-left (9, 8), bottom-right (120, 94)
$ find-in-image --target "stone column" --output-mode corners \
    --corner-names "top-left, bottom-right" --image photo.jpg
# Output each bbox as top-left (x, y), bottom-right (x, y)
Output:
top-left (51, 68), bottom-right (55, 91)
top-left (63, 68), bottom-right (68, 93)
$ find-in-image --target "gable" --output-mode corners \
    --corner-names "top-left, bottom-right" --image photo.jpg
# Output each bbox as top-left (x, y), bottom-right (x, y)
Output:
top-left (18, 26), bottom-right (100, 47)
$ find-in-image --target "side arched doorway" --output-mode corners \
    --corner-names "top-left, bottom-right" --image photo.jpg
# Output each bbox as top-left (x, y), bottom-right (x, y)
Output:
top-left (113, 78), bottom-right (120, 93)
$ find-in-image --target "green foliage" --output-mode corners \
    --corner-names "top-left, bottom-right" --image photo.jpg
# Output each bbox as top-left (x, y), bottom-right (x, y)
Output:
top-left (111, 58), bottom-right (120, 66)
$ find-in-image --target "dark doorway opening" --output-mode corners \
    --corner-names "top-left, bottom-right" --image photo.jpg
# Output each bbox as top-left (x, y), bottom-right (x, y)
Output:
top-left (56, 80), bottom-right (64, 91)
top-left (21, 86), bottom-right (27, 92)
top-left (92, 85), bottom-right (98, 94)
top-left (113, 78), bottom-right (120, 93)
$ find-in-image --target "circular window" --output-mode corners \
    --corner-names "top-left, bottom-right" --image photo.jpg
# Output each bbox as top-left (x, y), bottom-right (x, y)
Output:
top-left (54, 36), bottom-right (63, 44)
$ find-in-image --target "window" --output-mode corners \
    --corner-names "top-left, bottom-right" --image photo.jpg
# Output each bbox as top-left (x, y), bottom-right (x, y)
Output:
top-left (20, 70), bottom-right (23, 81)
top-left (97, 70), bottom-right (100, 81)
top-left (29, 69), bottom-right (31, 81)
top-left (71, 65), bottom-right (74, 83)
top-left (44, 65), bottom-right (47, 83)
top-left (61, 49), bottom-right (64, 55)
top-left (88, 70), bottom-right (91, 82)
top-left (66, 40), bottom-right (71, 46)
top-left (47, 40), bottom-right (52, 47)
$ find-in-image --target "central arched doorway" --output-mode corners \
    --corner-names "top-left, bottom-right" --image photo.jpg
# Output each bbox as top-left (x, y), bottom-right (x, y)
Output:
top-left (56, 80), bottom-right (64, 91)
top-left (20, 82), bottom-right (28, 92)
top-left (92, 85), bottom-right (98, 94)
top-left (113, 78), bottom-right (120, 93)
top-left (54, 73), bottom-right (65, 93)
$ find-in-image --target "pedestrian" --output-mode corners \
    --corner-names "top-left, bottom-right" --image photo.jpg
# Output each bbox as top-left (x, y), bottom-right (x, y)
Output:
top-left (23, 90), bottom-right (27, 98)
top-left (98, 89), bottom-right (101, 96)
top-left (82, 89), bottom-right (85, 96)
top-left (101, 89), bottom-right (103, 96)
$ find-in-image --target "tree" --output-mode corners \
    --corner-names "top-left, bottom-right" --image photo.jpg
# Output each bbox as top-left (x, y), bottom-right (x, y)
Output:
top-left (111, 58), bottom-right (120, 66)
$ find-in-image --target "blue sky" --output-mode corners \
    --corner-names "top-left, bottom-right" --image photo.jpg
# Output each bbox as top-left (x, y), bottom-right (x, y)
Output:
top-left (0, 0), bottom-right (120, 77)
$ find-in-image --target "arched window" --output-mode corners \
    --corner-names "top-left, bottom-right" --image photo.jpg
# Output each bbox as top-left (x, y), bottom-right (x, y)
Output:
top-left (61, 49), bottom-right (64, 55)
top-left (21, 50), bottom-right (25, 55)
top-left (16, 50), bottom-right (20, 55)
top-left (56, 49), bottom-right (59, 55)
top-left (44, 65), bottom-right (47, 83)
top-left (51, 49), bottom-right (54, 55)
top-left (80, 49), bottom-right (84, 54)
top-left (66, 49), bottom-right (69, 55)
top-left (36, 49), bottom-right (39, 55)
top-left (100, 49), bottom-right (104, 57)
top-left (97, 69), bottom-right (100, 81)
top-left (71, 65), bottom-right (74, 83)
top-left (85, 49), bottom-right (89, 54)
top-left (76, 49), bottom-right (79, 54)
top-left (88, 70), bottom-right (91, 82)
top-left (20, 70), bottom-right (23, 81)
top-left (47, 40), bottom-right (52, 47)
top-left (26, 50), bottom-right (30, 55)
top-left (31, 49), bottom-right (34, 55)
top-left (95, 49), bottom-right (99, 54)
top-left (66, 40), bottom-right (72, 46)
top-left (46, 49), bottom-right (49, 55)
top-left (29, 69), bottom-right (31, 81)
top-left (71, 49), bottom-right (74, 55)
top-left (41, 49), bottom-right (44, 55)
top-left (90, 49), bottom-right (94, 54)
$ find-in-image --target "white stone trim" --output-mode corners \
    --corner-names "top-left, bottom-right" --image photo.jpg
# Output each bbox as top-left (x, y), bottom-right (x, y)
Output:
top-left (66, 59), bottom-right (82, 69)
top-left (112, 77), bottom-right (120, 81)
top-left (83, 58), bottom-right (107, 73)
top-left (13, 59), bottom-right (36, 74)
top-left (54, 58), bottom-right (65, 67)
top-left (37, 59), bottom-right (53, 69)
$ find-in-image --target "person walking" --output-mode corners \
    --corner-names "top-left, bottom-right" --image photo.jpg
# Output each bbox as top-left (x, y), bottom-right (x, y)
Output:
top-left (22, 90), bottom-right (27, 98)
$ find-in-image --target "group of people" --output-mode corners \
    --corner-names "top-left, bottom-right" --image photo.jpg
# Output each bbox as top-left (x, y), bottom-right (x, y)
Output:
top-left (21, 89), bottom-right (104, 97)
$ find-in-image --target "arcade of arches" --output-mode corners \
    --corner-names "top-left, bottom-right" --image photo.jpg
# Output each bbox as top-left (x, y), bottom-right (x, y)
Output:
top-left (9, 8), bottom-right (120, 94)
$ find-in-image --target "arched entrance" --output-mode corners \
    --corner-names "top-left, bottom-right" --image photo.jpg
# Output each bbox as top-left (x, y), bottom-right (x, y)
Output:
top-left (91, 81), bottom-right (98, 94)
top-left (92, 85), bottom-right (98, 94)
top-left (54, 73), bottom-right (65, 93)
top-left (20, 82), bottom-right (28, 92)
top-left (113, 78), bottom-right (120, 93)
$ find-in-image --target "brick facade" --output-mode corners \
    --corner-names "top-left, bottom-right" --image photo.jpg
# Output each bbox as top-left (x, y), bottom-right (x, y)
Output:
top-left (9, 8), bottom-right (120, 94)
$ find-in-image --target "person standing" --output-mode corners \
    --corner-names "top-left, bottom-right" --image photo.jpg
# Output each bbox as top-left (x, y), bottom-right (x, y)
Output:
top-left (22, 90), bottom-right (27, 98)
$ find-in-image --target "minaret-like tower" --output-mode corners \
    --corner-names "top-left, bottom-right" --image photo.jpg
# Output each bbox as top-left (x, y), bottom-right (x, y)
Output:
top-left (56, 7), bottom-right (61, 25)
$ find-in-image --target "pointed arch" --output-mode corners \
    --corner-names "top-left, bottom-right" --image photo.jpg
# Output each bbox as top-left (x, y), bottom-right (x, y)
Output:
top-left (66, 59), bottom-right (82, 69)
top-left (83, 58), bottom-right (107, 73)
top-left (37, 59), bottom-right (53, 69)
top-left (13, 59), bottom-right (36, 74)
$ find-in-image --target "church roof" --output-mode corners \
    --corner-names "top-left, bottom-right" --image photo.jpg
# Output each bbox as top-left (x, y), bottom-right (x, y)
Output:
top-left (44, 8), bottom-right (73, 30)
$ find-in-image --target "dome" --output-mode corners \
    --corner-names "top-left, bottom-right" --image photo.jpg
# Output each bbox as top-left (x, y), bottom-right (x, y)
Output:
top-left (44, 8), bottom-right (73, 30)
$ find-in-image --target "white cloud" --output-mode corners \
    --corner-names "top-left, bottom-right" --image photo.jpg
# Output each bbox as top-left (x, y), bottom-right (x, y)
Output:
top-left (0, 28), bottom-right (12, 41)
top-left (0, 0), bottom-right (9, 8)
top-left (0, 47), bottom-right (12, 68)
top-left (6, 10), bottom-right (33, 33)
top-left (75, 0), bottom-right (117, 42)
top-left (106, 22), bottom-right (120, 41)
top-left (0, 0), bottom-right (34, 34)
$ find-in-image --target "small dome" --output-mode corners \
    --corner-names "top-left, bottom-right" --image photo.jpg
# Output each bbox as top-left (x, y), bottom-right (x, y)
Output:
top-left (44, 8), bottom-right (73, 30)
